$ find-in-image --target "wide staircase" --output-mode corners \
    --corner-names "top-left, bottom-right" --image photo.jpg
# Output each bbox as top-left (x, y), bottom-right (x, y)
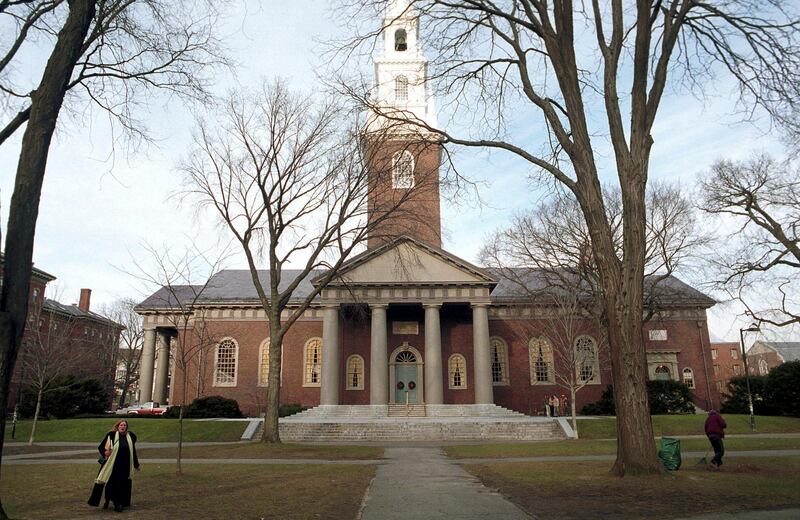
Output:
top-left (264, 404), bottom-right (567, 442)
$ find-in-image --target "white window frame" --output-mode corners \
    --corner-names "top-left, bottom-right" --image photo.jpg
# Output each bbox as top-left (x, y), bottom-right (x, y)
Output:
top-left (654, 364), bottom-right (671, 381)
top-left (758, 359), bottom-right (769, 376)
top-left (448, 354), bottom-right (468, 390)
top-left (258, 338), bottom-right (270, 387)
top-left (529, 336), bottom-right (555, 385)
top-left (490, 336), bottom-right (510, 386)
top-left (574, 335), bottom-right (601, 385)
top-left (392, 150), bottom-right (415, 189)
top-left (303, 337), bottom-right (323, 387)
top-left (395, 74), bottom-right (409, 101)
top-left (213, 337), bottom-right (239, 387)
top-left (345, 354), bottom-right (364, 390)
top-left (682, 367), bottom-right (695, 389)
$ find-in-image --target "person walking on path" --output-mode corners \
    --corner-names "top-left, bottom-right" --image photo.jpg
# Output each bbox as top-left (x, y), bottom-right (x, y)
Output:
top-left (704, 410), bottom-right (727, 469)
top-left (88, 419), bottom-right (140, 512)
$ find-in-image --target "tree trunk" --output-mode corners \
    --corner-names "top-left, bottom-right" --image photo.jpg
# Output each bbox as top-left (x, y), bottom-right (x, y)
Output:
top-left (0, 3), bottom-right (96, 517)
top-left (262, 318), bottom-right (282, 443)
top-left (570, 388), bottom-right (578, 439)
top-left (28, 387), bottom-right (44, 446)
top-left (606, 286), bottom-right (663, 475)
top-left (177, 405), bottom-right (184, 476)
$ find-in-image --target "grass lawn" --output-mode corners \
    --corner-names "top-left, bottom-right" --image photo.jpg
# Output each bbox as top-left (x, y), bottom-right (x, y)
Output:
top-left (577, 414), bottom-right (800, 439)
top-left (464, 456), bottom-right (800, 519)
top-left (2, 462), bottom-right (375, 519)
top-left (136, 442), bottom-right (383, 460)
top-left (4, 418), bottom-right (248, 442)
top-left (445, 436), bottom-right (800, 459)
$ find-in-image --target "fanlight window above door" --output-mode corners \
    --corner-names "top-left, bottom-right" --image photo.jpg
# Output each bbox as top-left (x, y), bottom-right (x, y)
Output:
top-left (396, 350), bottom-right (417, 363)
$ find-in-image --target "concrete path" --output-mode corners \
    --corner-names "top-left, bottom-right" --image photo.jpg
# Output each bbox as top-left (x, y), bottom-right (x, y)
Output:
top-left (358, 447), bottom-right (530, 520)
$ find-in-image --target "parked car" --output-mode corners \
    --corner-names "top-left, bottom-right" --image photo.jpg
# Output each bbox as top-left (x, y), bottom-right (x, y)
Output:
top-left (116, 402), bottom-right (168, 415)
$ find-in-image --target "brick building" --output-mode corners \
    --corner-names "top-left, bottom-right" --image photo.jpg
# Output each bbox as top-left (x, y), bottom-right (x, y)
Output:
top-left (709, 342), bottom-right (746, 398)
top-left (2, 257), bottom-right (124, 411)
top-left (135, 1), bottom-right (719, 418)
top-left (747, 341), bottom-right (800, 376)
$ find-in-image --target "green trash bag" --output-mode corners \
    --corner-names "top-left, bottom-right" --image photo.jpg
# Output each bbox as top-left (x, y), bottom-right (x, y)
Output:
top-left (658, 437), bottom-right (681, 471)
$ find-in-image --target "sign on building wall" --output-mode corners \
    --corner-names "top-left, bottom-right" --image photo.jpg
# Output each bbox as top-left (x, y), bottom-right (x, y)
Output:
top-left (392, 321), bottom-right (419, 335)
top-left (649, 330), bottom-right (668, 341)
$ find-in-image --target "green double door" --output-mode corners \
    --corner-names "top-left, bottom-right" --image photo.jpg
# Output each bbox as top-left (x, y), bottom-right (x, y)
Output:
top-left (394, 364), bottom-right (418, 404)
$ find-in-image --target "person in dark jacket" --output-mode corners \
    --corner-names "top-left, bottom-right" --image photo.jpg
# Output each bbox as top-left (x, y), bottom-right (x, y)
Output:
top-left (704, 410), bottom-right (727, 469)
top-left (88, 419), bottom-right (140, 512)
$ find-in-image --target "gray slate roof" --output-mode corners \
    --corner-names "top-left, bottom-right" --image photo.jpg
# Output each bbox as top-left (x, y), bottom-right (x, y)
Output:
top-left (487, 267), bottom-right (714, 307)
top-left (755, 342), bottom-right (800, 362)
top-left (136, 267), bottom-right (713, 310)
top-left (43, 298), bottom-right (122, 328)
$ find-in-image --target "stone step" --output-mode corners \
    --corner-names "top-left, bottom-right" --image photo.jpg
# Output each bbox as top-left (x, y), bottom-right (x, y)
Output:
top-left (387, 404), bottom-right (426, 417)
top-left (277, 420), bottom-right (565, 442)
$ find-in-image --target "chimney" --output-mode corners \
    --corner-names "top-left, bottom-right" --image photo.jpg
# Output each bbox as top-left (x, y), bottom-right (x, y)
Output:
top-left (78, 288), bottom-right (92, 312)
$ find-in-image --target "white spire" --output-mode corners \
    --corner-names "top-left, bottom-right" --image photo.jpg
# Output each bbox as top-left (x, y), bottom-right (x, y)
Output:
top-left (367, 0), bottom-right (438, 132)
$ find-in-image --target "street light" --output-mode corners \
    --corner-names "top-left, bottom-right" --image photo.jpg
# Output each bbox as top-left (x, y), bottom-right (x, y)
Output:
top-left (739, 323), bottom-right (760, 431)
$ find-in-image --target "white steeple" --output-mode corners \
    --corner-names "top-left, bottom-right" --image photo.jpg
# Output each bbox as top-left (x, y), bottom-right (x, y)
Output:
top-left (368, 0), bottom-right (438, 132)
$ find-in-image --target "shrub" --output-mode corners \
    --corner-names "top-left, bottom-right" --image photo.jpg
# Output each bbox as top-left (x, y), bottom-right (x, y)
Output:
top-left (720, 375), bottom-right (771, 415)
top-left (647, 380), bottom-right (695, 414)
top-left (580, 385), bottom-right (615, 415)
top-left (279, 404), bottom-right (307, 417)
top-left (18, 377), bottom-right (110, 419)
top-left (766, 361), bottom-right (800, 417)
top-left (162, 396), bottom-right (243, 418)
top-left (581, 380), bottom-right (695, 415)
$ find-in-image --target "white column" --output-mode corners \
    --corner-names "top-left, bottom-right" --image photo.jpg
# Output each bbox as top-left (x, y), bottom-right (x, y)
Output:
top-left (320, 305), bottom-right (340, 405)
top-left (370, 304), bottom-right (389, 405)
top-left (472, 303), bottom-right (494, 404)
top-left (138, 328), bottom-right (156, 404)
top-left (424, 303), bottom-right (443, 404)
top-left (152, 331), bottom-right (171, 405)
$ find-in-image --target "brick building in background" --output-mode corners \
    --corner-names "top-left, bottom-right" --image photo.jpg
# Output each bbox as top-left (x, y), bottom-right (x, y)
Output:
top-left (134, 2), bottom-right (720, 418)
top-left (709, 342), bottom-right (745, 398)
top-left (747, 341), bottom-right (800, 376)
top-left (2, 256), bottom-right (123, 411)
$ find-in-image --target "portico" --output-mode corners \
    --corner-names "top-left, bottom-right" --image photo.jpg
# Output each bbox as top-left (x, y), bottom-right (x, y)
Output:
top-left (315, 236), bottom-right (497, 408)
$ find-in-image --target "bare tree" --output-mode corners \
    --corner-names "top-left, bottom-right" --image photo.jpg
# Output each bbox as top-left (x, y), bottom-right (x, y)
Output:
top-left (19, 297), bottom-right (113, 445)
top-left (335, 0), bottom-right (798, 475)
top-left (181, 80), bottom-right (443, 443)
top-left (131, 242), bottom-right (230, 475)
top-left (0, 2), bottom-right (228, 509)
top-left (701, 153), bottom-right (799, 327)
top-left (102, 298), bottom-right (144, 409)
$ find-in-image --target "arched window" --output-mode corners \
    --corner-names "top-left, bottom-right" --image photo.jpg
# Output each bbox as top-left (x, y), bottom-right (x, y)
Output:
top-left (758, 359), bottom-right (769, 376)
top-left (575, 336), bottom-right (599, 384)
top-left (654, 365), bottom-right (671, 381)
top-left (213, 337), bottom-right (238, 387)
top-left (346, 355), bottom-right (364, 390)
top-left (529, 336), bottom-right (554, 384)
top-left (394, 28), bottom-right (408, 51)
top-left (303, 337), bottom-right (323, 387)
top-left (392, 150), bottom-right (415, 188)
top-left (395, 74), bottom-right (409, 102)
top-left (449, 354), bottom-right (467, 389)
top-left (258, 338), bottom-right (270, 386)
top-left (682, 367), bottom-right (695, 389)
top-left (490, 337), bottom-right (509, 385)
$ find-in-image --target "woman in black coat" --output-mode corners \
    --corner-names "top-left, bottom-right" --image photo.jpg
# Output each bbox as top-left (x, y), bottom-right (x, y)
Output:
top-left (88, 419), bottom-right (140, 512)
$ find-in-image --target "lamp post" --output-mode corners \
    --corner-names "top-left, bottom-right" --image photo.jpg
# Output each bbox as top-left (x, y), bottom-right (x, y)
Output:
top-left (739, 324), bottom-right (760, 431)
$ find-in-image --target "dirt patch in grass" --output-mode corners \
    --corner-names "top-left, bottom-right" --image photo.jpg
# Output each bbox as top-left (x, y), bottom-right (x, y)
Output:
top-left (464, 457), bottom-right (800, 519)
top-left (2, 462), bottom-right (375, 519)
top-left (137, 442), bottom-right (384, 460)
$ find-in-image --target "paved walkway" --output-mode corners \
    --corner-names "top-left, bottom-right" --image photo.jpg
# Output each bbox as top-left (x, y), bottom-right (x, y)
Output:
top-left (358, 447), bottom-right (530, 519)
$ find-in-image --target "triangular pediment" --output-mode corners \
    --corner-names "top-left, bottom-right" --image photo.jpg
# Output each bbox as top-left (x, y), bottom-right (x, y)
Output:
top-left (322, 237), bottom-right (496, 286)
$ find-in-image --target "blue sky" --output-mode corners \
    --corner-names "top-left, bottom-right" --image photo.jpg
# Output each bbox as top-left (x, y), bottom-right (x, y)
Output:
top-left (0, 1), bottom-right (793, 342)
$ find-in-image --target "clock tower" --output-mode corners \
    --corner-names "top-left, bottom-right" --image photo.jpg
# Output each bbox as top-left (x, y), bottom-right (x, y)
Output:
top-left (366, 0), bottom-right (442, 249)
